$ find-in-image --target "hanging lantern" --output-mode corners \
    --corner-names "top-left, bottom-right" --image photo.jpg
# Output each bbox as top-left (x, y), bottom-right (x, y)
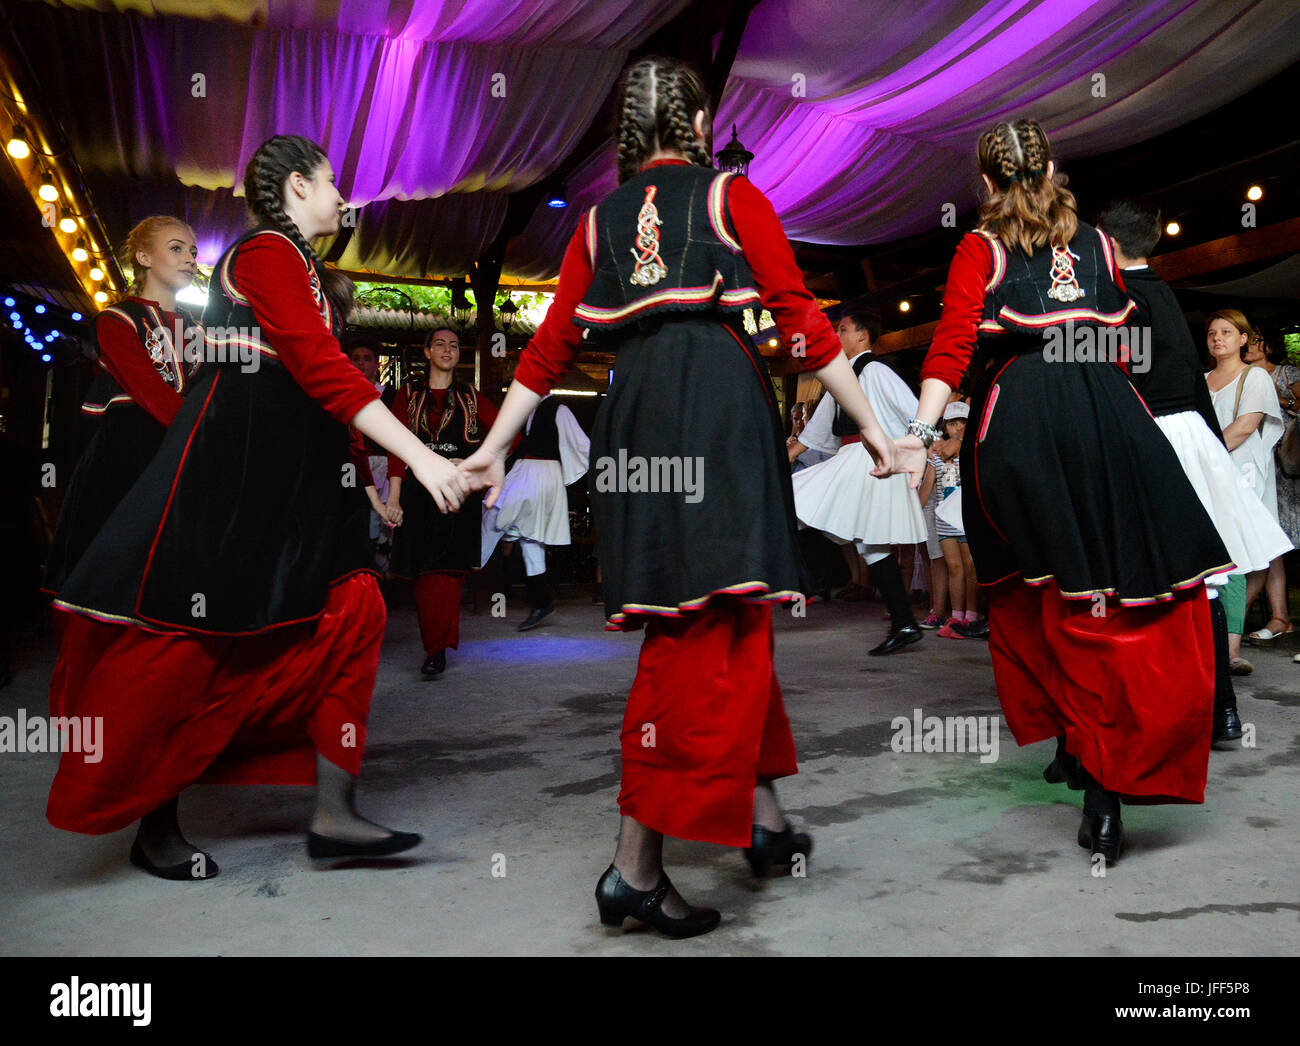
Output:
top-left (715, 124), bottom-right (754, 176)
top-left (498, 295), bottom-right (518, 332)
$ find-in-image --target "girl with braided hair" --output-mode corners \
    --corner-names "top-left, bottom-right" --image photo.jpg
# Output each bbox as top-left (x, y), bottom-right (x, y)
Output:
top-left (45, 134), bottom-right (468, 878)
top-left (461, 56), bottom-right (897, 937)
top-left (892, 119), bottom-right (1232, 867)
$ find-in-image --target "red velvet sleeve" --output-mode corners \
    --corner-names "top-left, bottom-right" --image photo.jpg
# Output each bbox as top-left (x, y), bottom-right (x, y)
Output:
top-left (230, 235), bottom-right (379, 425)
top-left (388, 386), bottom-right (412, 481)
top-left (513, 215), bottom-right (593, 397)
top-left (728, 175), bottom-right (840, 371)
top-left (920, 233), bottom-right (995, 390)
top-left (95, 311), bottom-right (184, 427)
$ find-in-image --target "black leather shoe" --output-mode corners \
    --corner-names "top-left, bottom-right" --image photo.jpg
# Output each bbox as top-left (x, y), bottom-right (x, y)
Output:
top-left (1043, 739), bottom-right (1085, 789)
top-left (420, 650), bottom-right (446, 677)
top-left (1211, 704), bottom-right (1243, 746)
top-left (1077, 812), bottom-right (1123, 863)
top-left (518, 605), bottom-right (555, 632)
top-left (129, 838), bottom-right (219, 881)
top-left (869, 624), bottom-right (922, 656)
top-left (594, 865), bottom-right (721, 939)
top-left (307, 830), bottom-right (422, 859)
top-left (743, 824), bottom-right (813, 878)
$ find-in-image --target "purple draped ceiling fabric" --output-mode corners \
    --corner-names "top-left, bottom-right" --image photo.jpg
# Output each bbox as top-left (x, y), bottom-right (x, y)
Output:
top-left (17, 0), bottom-right (1300, 276)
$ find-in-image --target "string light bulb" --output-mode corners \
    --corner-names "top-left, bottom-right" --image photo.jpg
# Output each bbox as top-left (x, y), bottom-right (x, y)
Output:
top-left (899, 300), bottom-right (912, 313)
top-left (1247, 185), bottom-right (1263, 202)
top-left (93, 290), bottom-right (108, 303)
top-left (89, 266), bottom-right (104, 281)
top-left (1165, 221), bottom-right (1181, 236)
top-left (6, 128), bottom-right (31, 159)
top-left (38, 173), bottom-right (58, 202)
top-left (59, 216), bottom-right (77, 234)
top-left (72, 238), bottom-right (89, 262)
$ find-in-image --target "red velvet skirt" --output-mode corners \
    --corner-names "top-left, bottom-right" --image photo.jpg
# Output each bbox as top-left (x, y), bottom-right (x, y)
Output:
top-left (987, 578), bottom-right (1213, 803)
top-left (46, 573), bottom-right (384, 834)
top-left (617, 602), bottom-right (798, 847)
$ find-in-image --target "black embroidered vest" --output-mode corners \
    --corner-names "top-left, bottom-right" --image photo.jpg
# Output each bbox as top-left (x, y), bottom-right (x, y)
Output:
top-left (518, 396), bottom-right (563, 460)
top-left (574, 163), bottom-right (760, 336)
top-left (975, 220), bottom-right (1135, 357)
top-left (407, 382), bottom-right (483, 459)
top-left (204, 225), bottom-right (339, 367)
top-left (82, 299), bottom-right (203, 416)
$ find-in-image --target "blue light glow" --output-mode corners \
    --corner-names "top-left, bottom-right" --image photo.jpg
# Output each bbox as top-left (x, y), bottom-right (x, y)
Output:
top-left (41, 353), bottom-right (52, 363)
top-left (34, 304), bottom-right (46, 314)
top-left (70, 312), bottom-right (82, 321)
top-left (2, 297), bottom-right (13, 308)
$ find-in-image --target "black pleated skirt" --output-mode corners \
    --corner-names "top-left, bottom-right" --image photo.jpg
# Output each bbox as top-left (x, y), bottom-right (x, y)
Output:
top-left (590, 318), bottom-right (807, 630)
top-left (964, 350), bottom-right (1232, 604)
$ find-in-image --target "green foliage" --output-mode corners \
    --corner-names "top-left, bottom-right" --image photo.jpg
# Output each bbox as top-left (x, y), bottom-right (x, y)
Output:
top-left (353, 282), bottom-right (550, 315)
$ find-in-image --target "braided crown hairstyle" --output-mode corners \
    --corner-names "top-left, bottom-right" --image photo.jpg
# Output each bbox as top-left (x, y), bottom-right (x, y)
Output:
top-left (120, 215), bottom-right (195, 296)
top-left (614, 56), bottom-right (713, 183)
top-left (242, 134), bottom-right (353, 328)
top-left (975, 119), bottom-right (1078, 255)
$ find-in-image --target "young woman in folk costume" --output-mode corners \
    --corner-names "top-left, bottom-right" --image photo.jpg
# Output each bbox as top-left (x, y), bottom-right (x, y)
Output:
top-left (460, 57), bottom-right (896, 937)
top-left (893, 120), bottom-right (1232, 866)
top-left (46, 135), bottom-right (469, 879)
top-left (44, 216), bottom-right (203, 593)
top-left (385, 326), bottom-right (500, 678)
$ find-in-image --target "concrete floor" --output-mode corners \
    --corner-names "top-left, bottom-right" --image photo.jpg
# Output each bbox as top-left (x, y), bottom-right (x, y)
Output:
top-left (2, 595), bottom-right (1297, 956)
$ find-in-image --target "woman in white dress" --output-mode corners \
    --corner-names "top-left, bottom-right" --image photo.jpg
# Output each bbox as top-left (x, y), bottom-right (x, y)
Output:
top-left (1206, 309), bottom-right (1285, 671)
top-left (1241, 329), bottom-right (1299, 644)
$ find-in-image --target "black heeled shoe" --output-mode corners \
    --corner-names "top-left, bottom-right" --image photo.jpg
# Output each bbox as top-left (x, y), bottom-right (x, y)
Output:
top-left (129, 838), bottom-right (220, 881)
top-left (420, 650), bottom-right (446, 678)
top-left (1042, 738), bottom-right (1085, 790)
top-left (743, 824), bottom-right (813, 878)
top-left (1077, 812), bottom-right (1123, 863)
top-left (594, 865), bottom-right (720, 939)
top-left (307, 830), bottom-right (422, 859)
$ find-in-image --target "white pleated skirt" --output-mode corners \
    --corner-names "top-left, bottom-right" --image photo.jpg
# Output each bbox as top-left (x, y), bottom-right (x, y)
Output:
top-left (481, 459), bottom-right (572, 566)
top-left (792, 442), bottom-right (926, 546)
top-left (1155, 410), bottom-right (1292, 575)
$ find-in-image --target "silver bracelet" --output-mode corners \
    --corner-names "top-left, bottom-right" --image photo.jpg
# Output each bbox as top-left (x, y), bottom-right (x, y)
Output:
top-left (907, 418), bottom-right (942, 448)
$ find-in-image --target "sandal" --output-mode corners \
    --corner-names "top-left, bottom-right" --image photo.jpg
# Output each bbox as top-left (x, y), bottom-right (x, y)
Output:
top-left (1246, 618), bottom-right (1292, 645)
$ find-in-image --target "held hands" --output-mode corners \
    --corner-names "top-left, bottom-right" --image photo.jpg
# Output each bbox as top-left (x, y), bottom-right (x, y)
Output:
top-left (891, 434), bottom-right (929, 490)
top-left (458, 446), bottom-right (507, 508)
top-left (382, 494), bottom-right (403, 526)
top-left (409, 447), bottom-right (469, 513)
top-left (860, 424), bottom-right (897, 478)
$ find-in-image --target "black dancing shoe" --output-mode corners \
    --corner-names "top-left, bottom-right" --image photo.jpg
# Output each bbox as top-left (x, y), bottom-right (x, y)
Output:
top-left (743, 824), bottom-right (813, 878)
top-left (1042, 739), bottom-right (1086, 790)
top-left (307, 830), bottom-right (422, 860)
top-left (594, 865), bottom-right (721, 939)
top-left (869, 624), bottom-right (922, 656)
top-left (420, 650), bottom-right (446, 678)
top-left (1077, 812), bottom-right (1123, 863)
top-left (517, 605), bottom-right (555, 632)
top-left (1211, 704), bottom-right (1243, 747)
top-left (129, 838), bottom-right (220, 881)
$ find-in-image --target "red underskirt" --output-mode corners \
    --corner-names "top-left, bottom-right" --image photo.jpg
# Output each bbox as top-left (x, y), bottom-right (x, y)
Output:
top-left (618, 602), bottom-right (798, 846)
top-left (987, 578), bottom-right (1213, 803)
top-left (46, 573), bottom-right (385, 834)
